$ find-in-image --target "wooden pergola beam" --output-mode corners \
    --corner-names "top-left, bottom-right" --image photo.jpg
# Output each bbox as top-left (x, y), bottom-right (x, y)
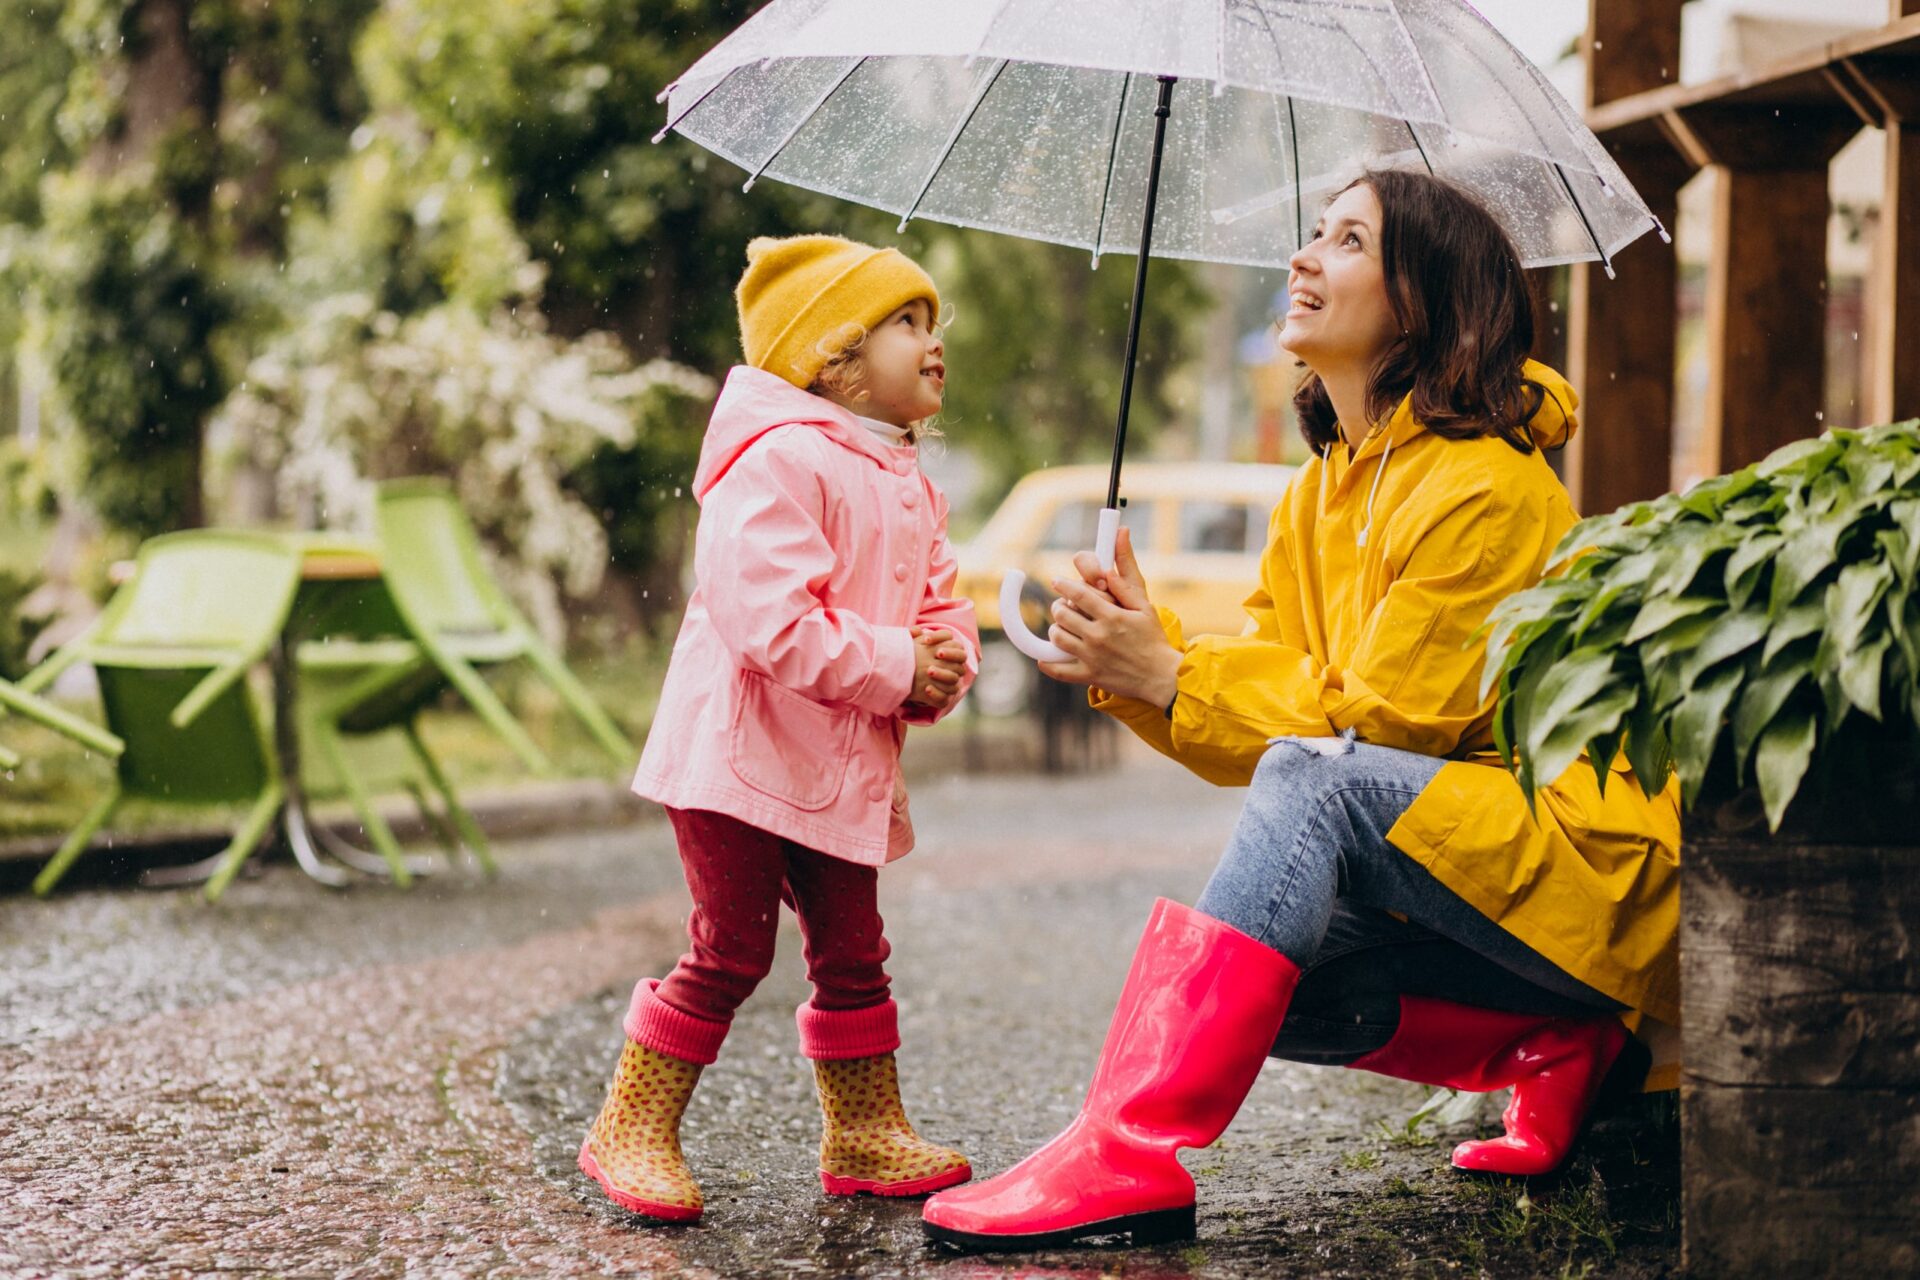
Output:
top-left (1850, 7), bottom-right (1920, 421)
top-left (1586, 13), bottom-right (1920, 142)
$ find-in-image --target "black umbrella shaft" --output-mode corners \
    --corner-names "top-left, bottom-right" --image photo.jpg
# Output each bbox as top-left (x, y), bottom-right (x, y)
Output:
top-left (1107, 75), bottom-right (1176, 512)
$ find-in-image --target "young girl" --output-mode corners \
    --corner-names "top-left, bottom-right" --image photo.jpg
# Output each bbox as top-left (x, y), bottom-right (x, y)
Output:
top-left (579, 234), bottom-right (978, 1223)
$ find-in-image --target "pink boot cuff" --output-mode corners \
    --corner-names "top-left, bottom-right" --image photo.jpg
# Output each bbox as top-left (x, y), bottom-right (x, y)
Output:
top-left (796, 998), bottom-right (900, 1061)
top-left (624, 979), bottom-right (730, 1065)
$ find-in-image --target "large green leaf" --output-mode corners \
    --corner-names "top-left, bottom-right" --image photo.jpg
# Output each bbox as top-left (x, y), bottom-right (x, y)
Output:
top-left (1770, 517), bottom-right (1846, 610)
top-left (1548, 510), bottom-right (1644, 568)
top-left (1892, 588), bottom-right (1920, 692)
top-left (1723, 531), bottom-right (1782, 610)
top-left (1755, 435), bottom-right (1844, 485)
top-left (1648, 523), bottom-right (1742, 600)
top-left (1639, 611), bottom-right (1720, 671)
top-left (1875, 528), bottom-right (1915, 594)
top-left (1622, 684), bottom-right (1674, 796)
top-left (1843, 449), bottom-right (1896, 499)
top-left (1838, 632), bottom-right (1892, 721)
top-left (1519, 647), bottom-right (1621, 795)
top-left (1761, 600), bottom-right (1826, 665)
top-left (1586, 721), bottom-right (1626, 795)
top-left (1828, 561), bottom-right (1891, 632)
top-left (1480, 609), bottom-right (1570, 702)
top-left (1892, 499), bottom-right (1920, 579)
top-left (1570, 553), bottom-right (1657, 641)
top-left (1676, 609), bottom-right (1772, 688)
top-left (1496, 620), bottom-right (1569, 787)
top-left (1755, 709), bottom-right (1818, 830)
top-left (1731, 651), bottom-right (1813, 778)
top-left (1670, 664), bottom-right (1744, 805)
top-left (1624, 593), bottom-right (1718, 644)
top-left (1892, 443), bottom-right (1920, 489)
top-left (1677, 469), bottom-right (1763, 519)
top-left (1807, 467), bottom-right (1850, 516)
top-left (1533, 685), bottom-right (1638, 795)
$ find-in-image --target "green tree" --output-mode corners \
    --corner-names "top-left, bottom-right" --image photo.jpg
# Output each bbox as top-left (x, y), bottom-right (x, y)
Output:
top-left (6, 0), bottom-right (375, 536)
top-left (361, 0), bottom-right (1205, 507)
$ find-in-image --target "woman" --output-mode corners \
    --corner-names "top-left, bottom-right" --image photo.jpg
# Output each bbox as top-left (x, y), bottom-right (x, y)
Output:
top-left (921, 170), bottom-right (1681, 1252)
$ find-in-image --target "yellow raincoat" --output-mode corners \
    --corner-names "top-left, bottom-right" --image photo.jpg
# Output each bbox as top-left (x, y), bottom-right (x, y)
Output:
top-left (1093, 362), bottom-right (1681, 1085)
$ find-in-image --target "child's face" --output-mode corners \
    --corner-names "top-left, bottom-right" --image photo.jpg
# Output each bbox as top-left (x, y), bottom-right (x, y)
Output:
top-left (848, 299), bottom-right (945, 427)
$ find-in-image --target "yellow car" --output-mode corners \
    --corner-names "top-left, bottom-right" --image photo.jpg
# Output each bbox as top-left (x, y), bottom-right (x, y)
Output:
top-left (954, 461), bottom-right (1297, 714)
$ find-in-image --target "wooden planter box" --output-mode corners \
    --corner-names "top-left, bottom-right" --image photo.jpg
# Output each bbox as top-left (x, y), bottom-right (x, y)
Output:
top-left (1681, 782), bottom-right (1920, 1276)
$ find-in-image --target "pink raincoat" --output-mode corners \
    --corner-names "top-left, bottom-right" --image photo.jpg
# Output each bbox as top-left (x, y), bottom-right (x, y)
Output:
top-left (632, 366), bottom-right (979, 865)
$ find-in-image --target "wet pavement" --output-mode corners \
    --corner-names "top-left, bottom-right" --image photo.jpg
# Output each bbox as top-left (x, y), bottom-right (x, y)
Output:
top-left (1, 739), bottom-right (1678, 1277)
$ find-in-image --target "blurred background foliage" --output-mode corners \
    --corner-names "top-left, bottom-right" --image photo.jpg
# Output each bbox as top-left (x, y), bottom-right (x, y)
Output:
top-left (0, 0), bottom-right (1205, 647)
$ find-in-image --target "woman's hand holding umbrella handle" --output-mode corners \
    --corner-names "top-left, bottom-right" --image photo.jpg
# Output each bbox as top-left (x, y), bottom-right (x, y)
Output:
top-left (999, 507), bottom-right (1123, 664)
top-left (1035, 528), bottom-right (1182, 707)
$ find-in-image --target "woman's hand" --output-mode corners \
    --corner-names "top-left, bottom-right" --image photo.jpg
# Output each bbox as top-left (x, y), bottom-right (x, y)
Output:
top-left (1037, 527), bottom-right (1183, 707)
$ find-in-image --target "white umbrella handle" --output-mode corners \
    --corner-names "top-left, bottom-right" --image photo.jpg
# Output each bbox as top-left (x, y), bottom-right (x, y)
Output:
top-left (1000, 508), bottom-right (1122, 664)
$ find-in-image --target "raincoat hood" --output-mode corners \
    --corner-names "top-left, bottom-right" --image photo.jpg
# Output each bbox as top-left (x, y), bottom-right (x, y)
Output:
top-left (694, 365), bottom-right (905, 500)
top-left (1360, 359), bottom-right (1580, 460)
top-left (1523, 361), bottom-right (1579, 450)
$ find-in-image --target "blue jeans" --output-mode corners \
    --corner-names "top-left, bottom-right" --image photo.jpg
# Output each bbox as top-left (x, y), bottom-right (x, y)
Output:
top-left (1194, 739), bottom-right (1620, 1066)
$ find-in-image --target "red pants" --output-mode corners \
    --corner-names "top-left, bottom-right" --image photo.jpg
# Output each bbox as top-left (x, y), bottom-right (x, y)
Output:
top-left (654, 806), bottom-right (892, 1024)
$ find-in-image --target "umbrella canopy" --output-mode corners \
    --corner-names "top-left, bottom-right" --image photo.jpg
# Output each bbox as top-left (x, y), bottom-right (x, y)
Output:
top-left (660, 0), bottom-right (1663, 273)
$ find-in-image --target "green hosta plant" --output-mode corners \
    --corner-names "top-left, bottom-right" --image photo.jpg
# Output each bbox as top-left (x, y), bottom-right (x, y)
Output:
top-left (1484, 420), bottom-right (1920, 830)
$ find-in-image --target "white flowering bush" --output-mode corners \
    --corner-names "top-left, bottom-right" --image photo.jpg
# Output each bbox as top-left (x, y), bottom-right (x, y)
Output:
top-left (209, 292), bottom-right (712, 645)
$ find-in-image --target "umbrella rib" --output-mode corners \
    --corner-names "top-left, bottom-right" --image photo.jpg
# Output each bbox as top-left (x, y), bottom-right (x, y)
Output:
top-left (1404, 119), bottom-right (1434, 175)
top-left (743, 56), bottom-right (866, 192)
top-left (898, 59), bottom-right (1009, 232)
top-left (1092, 72), bottom-right (1133, 266)
top-left (1552, 162), bottom-right (1615, 280)
top-left (1242, 0), bottom-right (1306, 251)
top-left (1382, 0), bottom-right (1449, 125)
top-left (651, 65), bottom-right (739, 145)
top-left (1288, 95), bottom-right (1304, 251)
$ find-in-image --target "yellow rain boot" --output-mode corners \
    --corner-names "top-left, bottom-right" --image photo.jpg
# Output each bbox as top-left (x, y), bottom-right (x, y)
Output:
top-left (814, 1053), bottom-right (972, 1196)
top-left (578, 1040), bottom-right (705, 1222)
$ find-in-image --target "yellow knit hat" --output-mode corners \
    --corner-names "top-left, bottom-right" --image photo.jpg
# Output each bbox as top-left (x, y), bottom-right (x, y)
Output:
top-left (736, 235), bottom-right (941, 390)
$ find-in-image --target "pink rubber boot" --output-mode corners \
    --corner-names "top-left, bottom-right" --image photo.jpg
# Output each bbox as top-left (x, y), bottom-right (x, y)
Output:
top-left (922, 899), bottom-right (1301, 1250)
top-left (1348, 995), bottom-right (1649, 1176)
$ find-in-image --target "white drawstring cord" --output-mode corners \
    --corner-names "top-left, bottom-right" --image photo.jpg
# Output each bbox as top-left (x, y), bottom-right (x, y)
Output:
top-left (1356, 429), bottom-right (1394, 548)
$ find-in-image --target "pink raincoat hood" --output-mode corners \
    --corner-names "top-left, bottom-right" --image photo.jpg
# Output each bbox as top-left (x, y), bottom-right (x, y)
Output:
top-left (694, 366), bottom-right (902, 501)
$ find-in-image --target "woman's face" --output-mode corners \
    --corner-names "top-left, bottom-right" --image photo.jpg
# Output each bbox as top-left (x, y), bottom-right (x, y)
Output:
top-left (1276, 183), bottom-right (1398, 372)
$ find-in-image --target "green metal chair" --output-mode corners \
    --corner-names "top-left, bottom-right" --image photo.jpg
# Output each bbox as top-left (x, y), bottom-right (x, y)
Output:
top-left (373, 477), bottom-right (636, 774)
top-left (0, 676), bottom-right (126, 769)
top-left (15, 531), bottom-right (300, 900)
top-left (292, 584), bottom-right (497, 885)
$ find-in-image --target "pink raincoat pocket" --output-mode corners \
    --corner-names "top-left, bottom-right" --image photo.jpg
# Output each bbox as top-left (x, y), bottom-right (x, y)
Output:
top-left (728, 671), bottom-right (857, 810)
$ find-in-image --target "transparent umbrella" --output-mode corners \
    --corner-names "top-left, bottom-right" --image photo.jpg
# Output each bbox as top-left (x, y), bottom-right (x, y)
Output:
top-left (659, 0), bottom-right (1665, 661)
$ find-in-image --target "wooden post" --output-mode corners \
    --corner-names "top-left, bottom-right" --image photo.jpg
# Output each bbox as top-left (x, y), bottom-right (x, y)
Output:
top-left (1565, 152), bottom-right (1688, 512)
top-left (1850, 12), bottom-right (1920, 422)
top-left (1566, 0), bottom-right (1688, 513)
top-left (1684, 104), bottom-right (1860, 471)
top-left (1701, 167), bottom-right (1834, 469)
top-left (1873, 121), bottom-right (1920, 422)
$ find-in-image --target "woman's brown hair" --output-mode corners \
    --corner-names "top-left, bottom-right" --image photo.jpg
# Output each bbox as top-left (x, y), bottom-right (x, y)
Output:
top-left (1293, 169), bottom-right (1550, 457)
